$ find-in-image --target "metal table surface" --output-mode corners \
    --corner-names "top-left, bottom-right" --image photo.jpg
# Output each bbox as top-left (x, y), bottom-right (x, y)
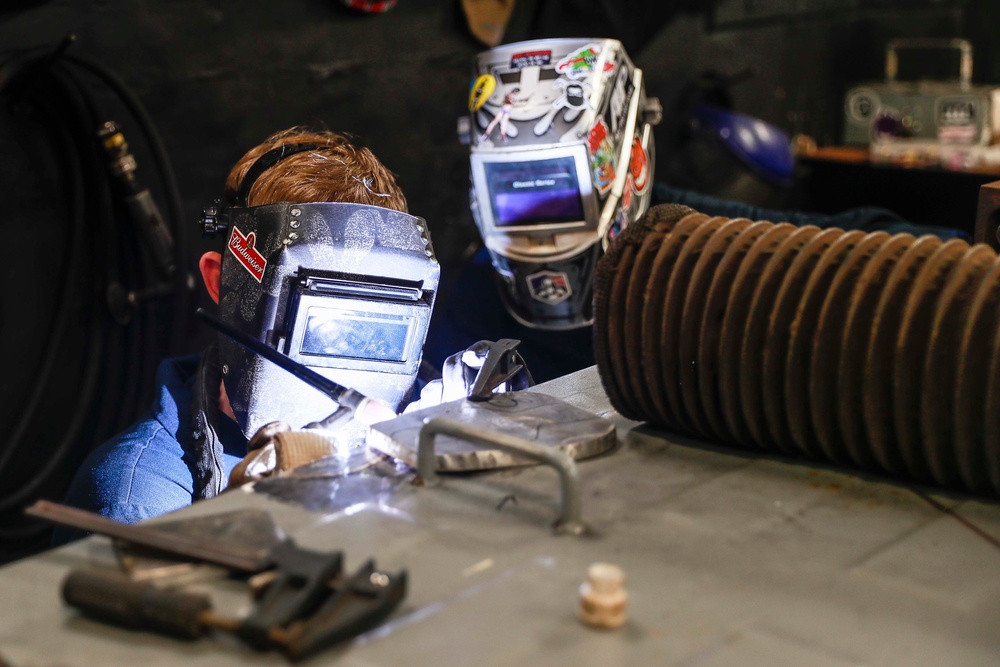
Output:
top-left (2, 366), bottom-right (1000, 666)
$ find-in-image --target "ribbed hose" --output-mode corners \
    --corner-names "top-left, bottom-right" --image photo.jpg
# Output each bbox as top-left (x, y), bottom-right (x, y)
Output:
top-left (593, 204), bottom-right (1000, 496)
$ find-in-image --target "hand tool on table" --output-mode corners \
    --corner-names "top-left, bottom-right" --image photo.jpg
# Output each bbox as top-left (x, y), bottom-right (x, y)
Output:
top-left (27, 500), bottom-right (406, 660)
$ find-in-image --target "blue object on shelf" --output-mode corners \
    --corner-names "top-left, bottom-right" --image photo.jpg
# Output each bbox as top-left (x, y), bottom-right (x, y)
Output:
top-left (692, 104), bottom-right (795, 184)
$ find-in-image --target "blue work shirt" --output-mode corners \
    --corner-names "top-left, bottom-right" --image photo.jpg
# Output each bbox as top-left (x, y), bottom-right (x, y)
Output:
top-left (55, 354), bottom-right (247, 545)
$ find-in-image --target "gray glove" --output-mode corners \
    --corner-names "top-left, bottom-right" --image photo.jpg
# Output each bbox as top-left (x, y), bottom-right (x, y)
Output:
top-left (410, 339), bottom-right (534, 410)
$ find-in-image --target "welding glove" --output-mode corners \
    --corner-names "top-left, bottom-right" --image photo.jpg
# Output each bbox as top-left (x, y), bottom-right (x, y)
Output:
top-left (408, 339), bottom-right (534, 411)
top-left (227, 420), bottom-right (345, 489)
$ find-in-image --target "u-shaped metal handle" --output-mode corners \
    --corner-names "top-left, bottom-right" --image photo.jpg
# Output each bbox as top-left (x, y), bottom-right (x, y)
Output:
top-left (416, 417), bottom-right (587, 536)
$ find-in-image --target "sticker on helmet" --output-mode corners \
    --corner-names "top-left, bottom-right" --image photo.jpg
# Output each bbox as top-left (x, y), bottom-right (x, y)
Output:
top-left (532, 78), bottom-right (593, 136)
top-left (228, 225), bottom-right (267, 282)
top-left (510, 50), bottom-right (551, 69)
top-left (555, 43), bottom-right (615, 80)
top-left (469, 74), bottom-right (498, 112)
top-left (586, 117), bottom-right (616, 195)
top-left (606, 207), bottom-right (629, 246)
top-left (527, 270), bottom-right (573, 305)
top-left (630, 138), bottom-right (649, 192)
top-left (622, 173), bottom-right (634, 212)
top-left (608, 65), bottom-right (634, 139)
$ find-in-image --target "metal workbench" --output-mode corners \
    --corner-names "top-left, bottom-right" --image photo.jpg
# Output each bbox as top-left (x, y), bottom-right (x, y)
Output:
top-left (2, 366), bottom-right (999, 666)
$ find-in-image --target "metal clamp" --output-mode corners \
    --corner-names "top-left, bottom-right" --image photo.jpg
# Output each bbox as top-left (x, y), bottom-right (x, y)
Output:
top-left (467, 338), bottom-right (527, 401)
top-left (416, 417), bottom-right (587, 536)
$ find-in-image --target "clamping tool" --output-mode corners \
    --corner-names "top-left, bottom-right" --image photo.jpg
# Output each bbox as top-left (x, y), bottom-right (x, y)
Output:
top-left (465, 338), bottom-right (531, 401)
top-left (27, 500), bottom-right (406, 661)
top-left (60, 560), bottom-right (405, 661)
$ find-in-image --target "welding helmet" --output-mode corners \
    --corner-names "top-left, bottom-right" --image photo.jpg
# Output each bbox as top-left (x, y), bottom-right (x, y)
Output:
top-left (201, 148), bottom-right (439, 437)
top-left (464, 38), bottom-right (661, 329)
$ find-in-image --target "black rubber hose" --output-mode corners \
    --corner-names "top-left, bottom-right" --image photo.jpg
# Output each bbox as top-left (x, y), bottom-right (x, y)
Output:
top-left (66, 54), bottom-right (190, 351)
top-left (0, 41), bottom-right (185, 547)
top-left (0, 61), bottom-right (104, 508)
top-left (0, 71), bottom-right (88, 478)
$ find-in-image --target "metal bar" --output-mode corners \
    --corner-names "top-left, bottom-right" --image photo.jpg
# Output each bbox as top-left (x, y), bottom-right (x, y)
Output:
top-left (26, 500), bottom-right (265, 572)
top-left (416, 417), bottom-right (587, 535)
top-left (195, 307), bottom-right (360, 410)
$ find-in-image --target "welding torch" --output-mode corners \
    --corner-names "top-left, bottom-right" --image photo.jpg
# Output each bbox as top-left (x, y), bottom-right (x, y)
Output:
top-left (195, 308), bottom-right (396, 427)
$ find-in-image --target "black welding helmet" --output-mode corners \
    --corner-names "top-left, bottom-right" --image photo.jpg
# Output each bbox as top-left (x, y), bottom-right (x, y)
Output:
top-left (202, 163), bottom-right (439, 437)
top-left (465, 38), bottom-right (660, 329)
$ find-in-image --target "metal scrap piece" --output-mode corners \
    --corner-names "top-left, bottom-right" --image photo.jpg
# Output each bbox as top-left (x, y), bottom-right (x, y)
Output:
top-left (367, 392), bottom-right (616, 472)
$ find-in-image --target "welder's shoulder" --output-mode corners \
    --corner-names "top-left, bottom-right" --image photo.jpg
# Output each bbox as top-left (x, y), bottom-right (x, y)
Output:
top-left (63, 418), bottom-right (195, 524)
top-left (150, 352), bottom-right (202, 434)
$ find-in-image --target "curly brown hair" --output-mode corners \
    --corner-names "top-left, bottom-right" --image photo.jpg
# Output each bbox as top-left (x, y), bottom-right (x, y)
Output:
top-left (224, 127), bottom-right (408, 213)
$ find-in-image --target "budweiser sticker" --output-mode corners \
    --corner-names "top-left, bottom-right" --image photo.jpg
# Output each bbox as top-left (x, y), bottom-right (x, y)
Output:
top-left (228, 225), bottom-right (266, 282)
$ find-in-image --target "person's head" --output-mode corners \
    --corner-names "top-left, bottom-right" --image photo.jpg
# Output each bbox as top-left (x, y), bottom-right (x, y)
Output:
top-left (225, 127), bottom-right (408, 212)
top-left (200, 127), bottom-right (439, 436)
top-left (200, 128), bottom-right (407, 301)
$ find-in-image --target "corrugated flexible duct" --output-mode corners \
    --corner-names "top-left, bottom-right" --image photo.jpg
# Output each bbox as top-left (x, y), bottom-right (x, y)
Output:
top-left (593, 204), bottom-right (1000, 495)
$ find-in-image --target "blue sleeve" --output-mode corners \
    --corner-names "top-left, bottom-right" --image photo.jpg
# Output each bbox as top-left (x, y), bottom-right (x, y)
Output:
top-left (53, 419), bottom-right (196, 545)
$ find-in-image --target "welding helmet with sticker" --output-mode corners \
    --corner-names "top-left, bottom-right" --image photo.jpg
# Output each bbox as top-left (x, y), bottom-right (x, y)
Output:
top-left (200, 147), bottom-right (439, 437)
top-left (463, 38), bottom-right (661, 329)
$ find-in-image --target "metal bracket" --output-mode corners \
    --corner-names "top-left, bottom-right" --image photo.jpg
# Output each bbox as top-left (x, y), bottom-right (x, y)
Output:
top-left (415, 417), bottom-right (587, 536)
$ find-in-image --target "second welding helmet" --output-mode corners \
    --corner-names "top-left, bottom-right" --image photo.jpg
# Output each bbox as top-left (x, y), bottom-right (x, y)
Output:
top-left (201, 149), bottom-right (439, 437)
top-left (465, 38), bottom-right (661, 329)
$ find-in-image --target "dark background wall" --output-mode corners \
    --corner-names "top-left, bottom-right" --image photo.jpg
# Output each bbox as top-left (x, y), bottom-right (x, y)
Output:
top-left (1, 0), bottom-right (998, 560)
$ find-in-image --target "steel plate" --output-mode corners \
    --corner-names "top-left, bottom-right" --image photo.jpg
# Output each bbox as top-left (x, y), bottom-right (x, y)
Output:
top-left (367, 391), bottom-right (617, 472)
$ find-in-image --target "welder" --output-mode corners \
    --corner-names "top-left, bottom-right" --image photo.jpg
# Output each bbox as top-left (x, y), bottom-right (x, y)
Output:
top-left (57, 127), bottom-right (527, 541)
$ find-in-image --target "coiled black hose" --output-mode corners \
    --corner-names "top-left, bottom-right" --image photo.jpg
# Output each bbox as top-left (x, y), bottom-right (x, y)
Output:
top-left (0, 37), bottom-right (187, 561)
